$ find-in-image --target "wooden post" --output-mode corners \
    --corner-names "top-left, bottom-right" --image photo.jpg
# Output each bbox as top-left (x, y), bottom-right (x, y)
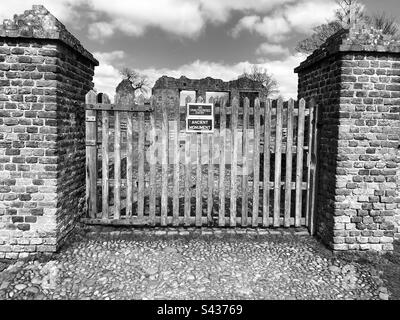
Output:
top-left (161, 99), bottom-right (169, 226)
top-left (242, 97), bottom-right (250, 226)
top-left (114, 109), bottom-right (121, 219)
top-left (195, 95), bottom-right (204, 227)
top-left (218, 98), bottom-right (227, 227)
top-left (149, 97), bottom-right (157, 225)
top-left (114, 88), bottom-right (136, 220)
top-left (173, 96), bottom-right (180, 226)
top-left (295, 99), bottom-right (306, 227)
top-left (100, 94), bottom-right (110, 219)
top-left (305, 99), bottom-right (315, 228)
top-left (308, 99), bottom-right (319, 235)
top-left (284, 99), bottom-right (294, 227)
top-left (273, 98), bottom-right (283, 227)
top-left (136, 95), bottom-right (145, 219)
top-left (207, 98), bottom-right (215, 225)
top-left (85, 90), bottom-right (98, 218)
top-left (263, 99), bottom-right (271, 227)
top-left (137, 114), bottom-right (145, 218)
top-left (184, 95), bottom-right (192, 226)
top-left (230, 97), bottom-right (239, 227)
top-left (252, 98), bottom-right (261, 227)
top-left (126, 111), bottom-right (134, 218)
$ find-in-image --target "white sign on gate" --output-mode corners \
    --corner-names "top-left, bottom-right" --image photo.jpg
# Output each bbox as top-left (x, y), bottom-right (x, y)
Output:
top-left (186, 103), bottom-right (214, 133)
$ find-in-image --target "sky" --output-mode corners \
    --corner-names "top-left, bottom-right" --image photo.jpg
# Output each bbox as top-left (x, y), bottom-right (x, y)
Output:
top-left (1, 0), bottom-right (400, 99)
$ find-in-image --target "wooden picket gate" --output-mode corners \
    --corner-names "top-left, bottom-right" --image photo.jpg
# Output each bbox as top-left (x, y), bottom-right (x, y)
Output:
top-left (82, 90), bottom-right (319, 233)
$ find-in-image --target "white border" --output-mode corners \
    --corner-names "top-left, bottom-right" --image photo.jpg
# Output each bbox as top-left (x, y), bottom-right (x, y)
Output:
top-left (186, 103), bottom-right (214, 133)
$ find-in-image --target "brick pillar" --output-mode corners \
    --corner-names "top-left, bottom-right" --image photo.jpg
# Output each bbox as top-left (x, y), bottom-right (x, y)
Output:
top-left (295, 25), bottom-right (400, 251)
top-left (0, 5), bottom-right (98, 259)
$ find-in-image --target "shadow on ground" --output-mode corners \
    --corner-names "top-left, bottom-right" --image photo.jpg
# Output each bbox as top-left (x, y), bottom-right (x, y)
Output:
top-left (336, 240), bottom-right (400, 300)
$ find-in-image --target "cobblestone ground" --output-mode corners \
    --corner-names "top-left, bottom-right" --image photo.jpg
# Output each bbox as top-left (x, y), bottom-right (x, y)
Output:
top-left (0, 227), bottom-right (389, 300)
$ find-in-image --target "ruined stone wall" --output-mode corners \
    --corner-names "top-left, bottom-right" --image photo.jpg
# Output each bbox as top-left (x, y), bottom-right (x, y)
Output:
top-left (296, 24), bottom-right (400, 251)
top-left (152, 75), bottom-right (267, 117)
top-left (0, 6), bottom-right (98, 259)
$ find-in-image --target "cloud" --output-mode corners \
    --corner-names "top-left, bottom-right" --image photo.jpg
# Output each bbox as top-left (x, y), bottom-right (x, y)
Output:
top-left (88, 22), bottom-right (115, 41)
top-left (1, 0), bottom-right (337, 42)
top-left (94, 50), bottom-right (125, 62)
top-left (231, 0), bottom-right (337, 42)
top-left (84, 0), bottom-right (302, 40)
top-left (232, 15), bottom-right (291, 42)
top-left (285, 0), bottom-right (337, 33)
top-left (85, 0), bottom-right (206, 40)
top-left (92, 51), bottom-right (126, 98)
top-left (256, 43), bottom-right (291, 57)
top-left (198, 0), bottom-right (297, 23)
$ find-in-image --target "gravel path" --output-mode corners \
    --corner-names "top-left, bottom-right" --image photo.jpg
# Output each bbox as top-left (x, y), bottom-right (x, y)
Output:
top-left (0, 227), bottom-right (388, 300)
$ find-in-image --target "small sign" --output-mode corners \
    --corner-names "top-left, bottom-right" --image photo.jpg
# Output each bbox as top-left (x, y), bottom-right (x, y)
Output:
top-left (186, 103), bottom-right (214, 133)
top-left (188, 104), bottom-right (213, 116)
top-left (187, 119), bottom-right (213, 131)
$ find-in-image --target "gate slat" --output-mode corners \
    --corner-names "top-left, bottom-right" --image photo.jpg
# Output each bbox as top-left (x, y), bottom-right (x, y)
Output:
top-left (137, 111), bottom-right (145, 218)
top-left (252, 98), bottom-right (261, 227)
top-left (284, 99), bottom-right (294, 227)
top-left (114, 110), bottom-right (121, 219)
top-left (295, 99), bottom-right (306, 227)
top-left (161, 101), bottom-right (169, 226)
top-left (195, 96), bottom-right (204, 227)
top-left (273, 99), bottom-right (283, 227)
top-left (242, 97), bottom-right (250, 227)
top-left (85, 91), bottom-right (98, 218)
top-left (149, 98), bottom-right (156, 225)
top-left (195, 133), bottom-right (202, 226)
top-left (207, 99), bottom-right (215, 224)
top-left (173, 98), bottom-right (180, 226)
top-left (99, 94), bottom-right (110, 219)
top-left (218, 98), bottom-right (227, 227)
top-left (184, 97), bottom-right (192, 226)
top-left (230, 97), bottom-right (239, 227)
top-left (184, 134), bottom-right (191, 226)
top-left (207, 129), bottom-right (214, 224)
top-left (308, 99), bottom-right (319, 235)
top-left (305, 99), bottom-right (315, 228)
top-left (126, 112), bottom-right (133, 218)
top-left (263, 99), bottom-right (271, 227)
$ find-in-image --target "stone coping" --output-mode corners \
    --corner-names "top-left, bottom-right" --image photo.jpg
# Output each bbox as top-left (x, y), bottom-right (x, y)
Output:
top-left (295, 24), bottom-right (400, 73)
top-left (0, 5), bottom-right (98, 65)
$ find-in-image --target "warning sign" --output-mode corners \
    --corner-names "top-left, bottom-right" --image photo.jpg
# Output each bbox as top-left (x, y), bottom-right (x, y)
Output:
top-left (188, 104), bottom-right (213, 116)
top-left (186, 103), bottom-right (214, 133)
top-left (187, 119), bottom-right (213, 131)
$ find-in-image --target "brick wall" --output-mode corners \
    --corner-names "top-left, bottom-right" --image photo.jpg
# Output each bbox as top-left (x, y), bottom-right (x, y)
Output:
top-left (0, 6), bottom-right (98, 259)
top-left (296, 24), bottom-right (400, 251)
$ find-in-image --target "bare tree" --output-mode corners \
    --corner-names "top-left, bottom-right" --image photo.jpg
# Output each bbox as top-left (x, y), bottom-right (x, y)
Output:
top-left (296, 0), bottom-right (365, 53)
top-left (120, 67), bottom-right (150, 95)
top-left (335, 0), bottom-right (366, 27)
top-left (295, 21), bottom-right (343, 54)
top-left (295, 0), bottom-right (400, 54)
top-left (238, 65), bottom-right (279, 97)
top-left (366, 12), bottom-right (400, 38)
